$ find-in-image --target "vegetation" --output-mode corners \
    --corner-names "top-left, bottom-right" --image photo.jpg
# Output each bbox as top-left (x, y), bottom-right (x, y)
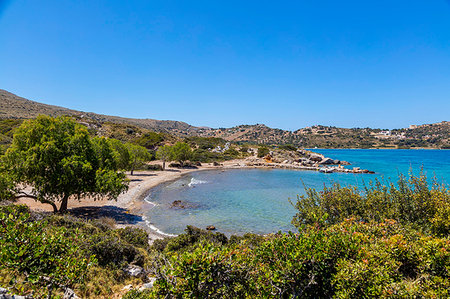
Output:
top-left (0, 204), bottom-right (153, 298)
top-left (133, 132), bottom-right (165, 150)
top-left (0, 116), bottom-right (128, 212)
top-left (155, 145), bottom-right (173, 170)
top-left (292, 172), bottom-right (450, 236)
top-left (257, 146), bottom-right (270, 158)
top-left (126, 143), bottom-right (152, 175)
top-left (0, 114), bottom-right (449, 297)
top-left (127, 172), bottom-right (449, 298)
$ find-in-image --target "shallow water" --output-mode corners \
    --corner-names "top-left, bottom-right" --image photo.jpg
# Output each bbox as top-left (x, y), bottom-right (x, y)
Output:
top-left (144, 149), bottom-right (450, 236)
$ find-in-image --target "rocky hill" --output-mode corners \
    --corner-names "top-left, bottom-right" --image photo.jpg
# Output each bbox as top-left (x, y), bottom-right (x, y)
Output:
top-left (1, 89), bottom-right (448, 148)
top-left (0, 89), bottom-right (200, 136)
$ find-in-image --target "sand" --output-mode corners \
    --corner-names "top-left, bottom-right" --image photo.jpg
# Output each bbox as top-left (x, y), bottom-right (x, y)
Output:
top-left (16, 160), bottom-right (248, 240)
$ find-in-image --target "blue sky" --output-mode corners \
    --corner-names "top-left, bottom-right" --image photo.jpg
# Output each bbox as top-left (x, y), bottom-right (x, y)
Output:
top-left (1, 0), bottom-right (449, 130)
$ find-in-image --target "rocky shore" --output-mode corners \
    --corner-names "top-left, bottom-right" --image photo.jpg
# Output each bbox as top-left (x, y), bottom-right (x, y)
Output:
top-left (229, 149), bottom-right (375, 174)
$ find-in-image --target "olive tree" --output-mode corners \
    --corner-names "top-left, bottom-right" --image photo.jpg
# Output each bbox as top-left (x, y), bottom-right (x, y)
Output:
top-left (156, 145), bottom-right (173, 170)
top-left (1, 115), bottom-right (128, 213)
top-left (125, 143), bottom-right (151, 175)
top-left (171, 142), bottom-right (193, 166)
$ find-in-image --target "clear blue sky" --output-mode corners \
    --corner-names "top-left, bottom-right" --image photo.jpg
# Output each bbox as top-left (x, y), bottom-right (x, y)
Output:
top-left (1, 1), bottom-right (449, 130)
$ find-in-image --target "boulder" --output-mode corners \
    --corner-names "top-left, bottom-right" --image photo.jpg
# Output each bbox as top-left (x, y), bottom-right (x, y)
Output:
top-left (140, 277), bottom-right (157, 290)
top-left (309, 154), bottom-right (323, 162)
top-left (124, 265), bottom-right (144, 277)
top-left (206, 225), bottom-right (216, 231)
top-left (64, 288), bottom-right (80, 299)
top-left (0, 287), bottom-right (27, 299)
top-left (319, 158), bottom-right (334, 165)
top-left (340, 161), bottom-right (351, 165)
top-left (332, 159), bottom-right (340, 164)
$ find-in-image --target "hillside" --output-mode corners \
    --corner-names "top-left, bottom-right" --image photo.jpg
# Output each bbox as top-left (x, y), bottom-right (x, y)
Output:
top-left (0, 89), bottom-right (200, 136)
top-left (1, 89), bottom-right (448, 148)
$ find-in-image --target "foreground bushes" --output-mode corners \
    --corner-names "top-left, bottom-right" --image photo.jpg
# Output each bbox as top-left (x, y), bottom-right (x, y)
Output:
top-left (0, 205), bottom-right (93, 297)
top-left (144, 219), bottom-right (449, 298)
top-left (128, 173), bottom-right (450, 298)
top-left (2, 172), bottom-right (449, 298)
top-left (0, 205), bottom-right (152, 298)
top-left (292, 172), bottom-right (450, 236)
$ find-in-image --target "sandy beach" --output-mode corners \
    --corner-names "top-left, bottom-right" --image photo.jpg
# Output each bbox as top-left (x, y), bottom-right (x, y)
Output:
top-left (17, 160), bottom-right (248, 240)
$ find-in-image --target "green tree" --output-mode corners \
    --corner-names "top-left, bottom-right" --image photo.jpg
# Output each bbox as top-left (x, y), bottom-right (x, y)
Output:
top-left (1, 115), bottom-right (128, 213)
top-left (133, 131), bottom-right (164, 149)
top-left (107, 138), bottom-right (131, 170)
top-left (126, 143), bottom-right (151, 175)
top-left (156, 145), bottom-right (173, 170)
top-left (171, 142), bottom-right (192, 166)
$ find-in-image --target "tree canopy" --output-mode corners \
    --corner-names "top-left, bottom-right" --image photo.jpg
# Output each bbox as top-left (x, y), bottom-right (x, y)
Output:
top-left (156, 145), bottom-right (173, 170)
top-left (0, 115), bottom-right (128, 212)
top-left (171, 142), bottom-right (192, 166)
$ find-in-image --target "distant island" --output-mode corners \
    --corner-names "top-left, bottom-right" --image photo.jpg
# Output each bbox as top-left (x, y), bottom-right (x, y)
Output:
top-left (1, 89), bottom-right (449, 149)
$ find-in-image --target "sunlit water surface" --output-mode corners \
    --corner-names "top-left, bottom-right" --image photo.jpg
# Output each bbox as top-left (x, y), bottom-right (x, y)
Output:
top-left (144, 149), bottom-right (450, 236)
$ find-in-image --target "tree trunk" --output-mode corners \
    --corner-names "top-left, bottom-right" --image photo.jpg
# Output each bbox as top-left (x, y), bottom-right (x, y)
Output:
top-left (162, 160), bottom-right (166, 170)
top-left (41, 199), bottom-right (58, 213)
top-left (131, 157), bottom-right (136, 175)
top-left (59, 194), bottom-right (69, 213)
top-left (16, 193), bottom-right (58, 214)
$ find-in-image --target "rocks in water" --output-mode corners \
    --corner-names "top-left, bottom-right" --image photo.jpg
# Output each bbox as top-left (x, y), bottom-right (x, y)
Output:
top-left (206, 225), bottom-right (216, 231)
top-left (124, 265), bottom-right (144, 277)
top-left (332, 159), bottom-right (340, 164)
top-left (340, 160), bottom-right (351, 165)
top-left (170, 200), bottom-right (198, 209)
top-left (170, 200), bottom-right (185, 209)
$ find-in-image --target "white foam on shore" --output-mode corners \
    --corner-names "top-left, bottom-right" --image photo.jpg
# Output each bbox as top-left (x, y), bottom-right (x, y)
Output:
top-left (142, 215), bottom-right (178, 237)
top-left (143, 196), bottom-right (158, 207)
top-left (188, 178), bottom-right (208, 187)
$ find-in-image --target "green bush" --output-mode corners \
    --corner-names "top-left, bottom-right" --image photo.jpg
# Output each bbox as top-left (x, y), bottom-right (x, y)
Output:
top-left (88, 234), bottom-right (143, 268)
top-left (292, 172), bottom-right (450, 236)
top-left (117, 227), bottom-right (149, 248)
top-left (152, 226), bottom-right (227, 253)
top-left (257, 146), bottom-right (270, 158)
top-left (0, 205), bottom-right (94, 297)
top-left (149, 220), bottom-right (450, 298)
top-left (278, 144), bottom-right (297, 151)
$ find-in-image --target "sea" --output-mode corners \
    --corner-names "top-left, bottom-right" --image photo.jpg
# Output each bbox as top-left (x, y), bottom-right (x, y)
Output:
top-left (143, 149), bottom-right (450, 236)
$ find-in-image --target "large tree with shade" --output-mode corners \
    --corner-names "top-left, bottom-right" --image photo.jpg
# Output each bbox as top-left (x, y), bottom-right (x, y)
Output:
top-left (0, 115), bottom-right (128, 213)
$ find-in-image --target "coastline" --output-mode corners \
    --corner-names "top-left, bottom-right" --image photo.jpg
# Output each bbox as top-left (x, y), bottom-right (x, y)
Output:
top-left (17, 160), bottom-right (247, 241)
top-left (16, 156), bottom-right (374, 241)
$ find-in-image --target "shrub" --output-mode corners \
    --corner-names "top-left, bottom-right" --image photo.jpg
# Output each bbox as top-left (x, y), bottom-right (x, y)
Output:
top-left (88, 234), bottom-right (142, 268)
top-left (278, 144), bottom-right (297, 151)
top-left (0, 205), bottom-right (94, 297)
top-left (292, 172), bottom-right (450, 236)
top-left (117, 227), bottom-right (149, 248)
top-left (257, 146), bottom-right (270, 158)
top-left (153, 226), bottom-right (227, 252)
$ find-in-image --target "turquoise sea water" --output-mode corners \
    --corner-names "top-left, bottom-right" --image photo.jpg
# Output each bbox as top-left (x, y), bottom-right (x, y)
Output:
top-left (144, 149), bottom-right (450, 236)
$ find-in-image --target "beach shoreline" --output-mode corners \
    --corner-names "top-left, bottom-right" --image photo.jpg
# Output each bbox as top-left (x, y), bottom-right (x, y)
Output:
top-left (16, 155), bottom-right (373, 241)
top-left (17, 160), bottom-right (248, 241)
